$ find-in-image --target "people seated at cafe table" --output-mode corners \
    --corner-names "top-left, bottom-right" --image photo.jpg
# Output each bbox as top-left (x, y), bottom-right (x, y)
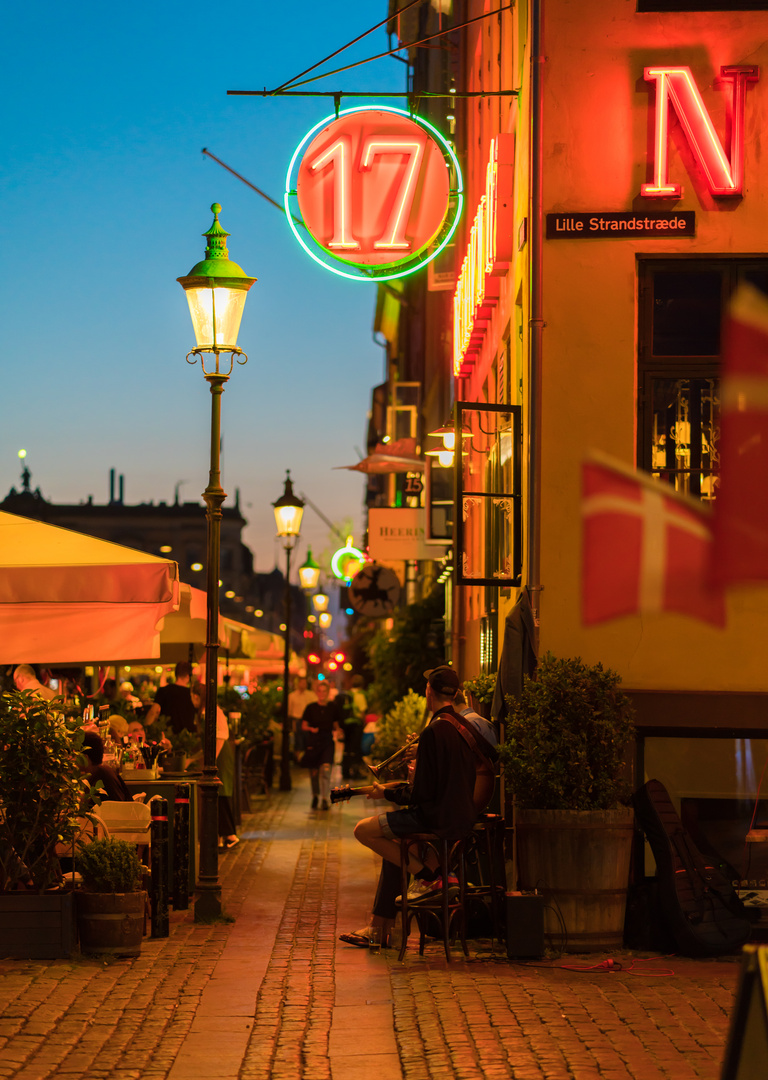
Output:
top-left (79, 731), bottom-right (132, 802)
top-left (13, 664), bottom-right (58, 701)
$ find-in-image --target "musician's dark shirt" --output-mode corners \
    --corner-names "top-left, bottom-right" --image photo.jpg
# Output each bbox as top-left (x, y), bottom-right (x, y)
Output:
top-left (387, 709), bottom-right (477, 838)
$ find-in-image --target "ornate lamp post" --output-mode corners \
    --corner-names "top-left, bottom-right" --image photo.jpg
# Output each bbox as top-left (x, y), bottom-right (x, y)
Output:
top-left (273, 472), bottom-right (305, 792)
top-left (177, 203), bottom-right (255, 921)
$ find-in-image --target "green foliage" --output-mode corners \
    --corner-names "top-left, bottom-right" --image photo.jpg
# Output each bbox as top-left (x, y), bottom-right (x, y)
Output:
top-left (168, 726), bottom-right (200, 757)
top-left (366, 589), bottom-right (445, 716)
top-left (463, 672), bottom-right (497, 707)
top-left (219, 682), bottom-right (280, 745)
top-left (241, 682), bottom-right (281, 745)
top-left (371, 690), bottom-right (428, 764)
top-left (75, 839), bottom-right (141, 893)
top-left (0, 691), bottom-right (86, 893)
top-left (498, 653), bottom-right (635, 811)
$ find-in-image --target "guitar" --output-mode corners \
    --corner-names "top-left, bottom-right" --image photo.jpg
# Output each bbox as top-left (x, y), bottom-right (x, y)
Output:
top-left (330, 782), bottom-right (399, 804)
top-left (331, 770), bottom-right (495, 812)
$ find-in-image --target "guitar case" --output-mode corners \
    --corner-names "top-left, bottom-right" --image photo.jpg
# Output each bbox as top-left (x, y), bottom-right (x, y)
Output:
top-left (633, 779), bottom-right (752, 957)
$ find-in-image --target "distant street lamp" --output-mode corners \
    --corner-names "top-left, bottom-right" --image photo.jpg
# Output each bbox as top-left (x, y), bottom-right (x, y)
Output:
top-left (299, 549), bottom-right (321, 592)
top-left (273, 472), bottom-right (305, 792)
top-left (178, 203), bottom-right (255, 922)
top-left (312, 589), bottom-right (330, 614)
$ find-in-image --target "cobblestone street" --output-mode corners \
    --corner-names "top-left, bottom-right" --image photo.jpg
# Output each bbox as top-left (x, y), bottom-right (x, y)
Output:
top-left (0, 775), bottom-right (741, 1080)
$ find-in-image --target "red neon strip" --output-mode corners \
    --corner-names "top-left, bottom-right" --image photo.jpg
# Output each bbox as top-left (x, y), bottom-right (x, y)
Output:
top-left (642, 65), bottom-right (759, 199)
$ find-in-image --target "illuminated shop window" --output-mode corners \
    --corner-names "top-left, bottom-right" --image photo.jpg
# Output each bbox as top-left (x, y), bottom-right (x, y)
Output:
top-left (638, 258), bottom-right (768, 502)
top-left (455, 402), bottom-right (522, 587)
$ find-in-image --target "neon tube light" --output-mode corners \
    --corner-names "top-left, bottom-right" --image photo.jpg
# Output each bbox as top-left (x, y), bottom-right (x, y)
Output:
top-left (642, 65), bottom-right (758, 198)
top-left (360, 138), bottom-right (425, 249)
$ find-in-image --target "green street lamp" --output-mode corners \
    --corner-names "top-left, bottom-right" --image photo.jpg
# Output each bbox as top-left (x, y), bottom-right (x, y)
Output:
top-left (298, 549), bottom-right (321, 592)
top-left (178, 203), bottom-right (255, 922)
top-left (273, 472), bottom-right (305, 792)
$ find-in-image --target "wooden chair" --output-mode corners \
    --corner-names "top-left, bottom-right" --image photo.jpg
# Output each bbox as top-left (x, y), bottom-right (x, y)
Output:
top-left (398, 833), bottom-right (470, 962)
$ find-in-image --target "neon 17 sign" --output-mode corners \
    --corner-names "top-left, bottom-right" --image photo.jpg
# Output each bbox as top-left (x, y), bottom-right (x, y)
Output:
top-left (285, 106), bottom-right (463, 282)
top-left (642, 65), bottom-right (759, 198)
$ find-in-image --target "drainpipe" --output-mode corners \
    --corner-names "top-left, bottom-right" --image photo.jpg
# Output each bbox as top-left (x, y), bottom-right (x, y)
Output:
top-left (527, 0), bottom-right (544, 650)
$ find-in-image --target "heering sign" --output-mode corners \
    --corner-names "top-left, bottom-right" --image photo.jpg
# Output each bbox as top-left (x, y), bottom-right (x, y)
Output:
top-left (642, 65), bottom-right (759, 198)
top-left (368, 508), bottom-right (438, 562)
top-left (453, 134), bottom-right (515, 377)
top-left (286, 106), bottom-right (463, 282)
top-left (547, 212), bottom-right (695, 238)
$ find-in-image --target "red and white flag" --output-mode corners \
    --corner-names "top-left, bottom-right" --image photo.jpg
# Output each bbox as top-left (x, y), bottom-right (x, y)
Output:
top-left (582, 454), bottom-right (725, 627)
top-left (713, 283), bottom-right (768, 585)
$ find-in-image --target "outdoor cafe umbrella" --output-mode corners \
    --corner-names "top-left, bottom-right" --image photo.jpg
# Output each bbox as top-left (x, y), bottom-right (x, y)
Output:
top-left (0, 510), bottom-right (180, 665)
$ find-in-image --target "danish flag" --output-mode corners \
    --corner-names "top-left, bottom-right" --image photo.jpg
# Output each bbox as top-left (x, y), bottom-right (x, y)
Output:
top-left (713, 283), bottom-right (768, 585)
top-left (582, 454), bottom-right (725, 627)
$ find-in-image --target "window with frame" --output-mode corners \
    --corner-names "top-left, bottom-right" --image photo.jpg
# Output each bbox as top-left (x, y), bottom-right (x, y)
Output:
top-left (637, 258), bottom-right (768, 502)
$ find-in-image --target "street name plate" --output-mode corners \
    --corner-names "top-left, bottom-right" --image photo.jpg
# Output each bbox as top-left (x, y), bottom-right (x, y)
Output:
top-left (546, 211), bottom-right (695, 238)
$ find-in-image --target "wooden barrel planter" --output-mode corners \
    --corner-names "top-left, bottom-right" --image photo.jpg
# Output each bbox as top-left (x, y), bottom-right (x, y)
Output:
top-left (515, 808), bottom-right (634, 952)
top-left (76, 891), bottom-right (146, 956)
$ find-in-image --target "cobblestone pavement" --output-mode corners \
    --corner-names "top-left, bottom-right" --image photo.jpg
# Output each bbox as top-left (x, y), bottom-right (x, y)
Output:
top-left (0, 775), bottom-right (743, 1080)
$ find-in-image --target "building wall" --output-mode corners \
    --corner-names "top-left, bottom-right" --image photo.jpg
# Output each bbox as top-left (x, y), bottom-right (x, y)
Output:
top-left (538, 0), bottom-right (768, 691)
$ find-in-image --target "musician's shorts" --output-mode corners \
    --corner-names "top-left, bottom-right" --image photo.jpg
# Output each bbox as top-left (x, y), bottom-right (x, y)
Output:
top-left (379, 809), bottom-right (429, 840)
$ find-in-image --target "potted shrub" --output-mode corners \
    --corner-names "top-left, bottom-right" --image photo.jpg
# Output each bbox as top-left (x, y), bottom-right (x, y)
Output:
top-left (370, 690), bottom-right (427, 770)
top-left (0, 690), bottom-right (86, 958)
top-left (463, 673), bottom-right (496, 720)
top-left (75, 838), bottom-right (146, 956)
top-left (499, 653), bottom-right (636, 952)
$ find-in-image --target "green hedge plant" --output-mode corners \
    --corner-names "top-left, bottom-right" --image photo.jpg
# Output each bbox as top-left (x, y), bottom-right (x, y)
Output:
top-left (371, 690), bottom-right (428, 765)
top-left (499, 653), bottom-right (635, 810)
top-left (76, 839), bottom-right (141, 893)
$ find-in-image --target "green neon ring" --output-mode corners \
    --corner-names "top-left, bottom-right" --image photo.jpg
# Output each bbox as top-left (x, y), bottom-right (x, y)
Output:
top-left (285, 104), bottom-right (464, 283)
top-left (331, 542), bottom-right (367, 580)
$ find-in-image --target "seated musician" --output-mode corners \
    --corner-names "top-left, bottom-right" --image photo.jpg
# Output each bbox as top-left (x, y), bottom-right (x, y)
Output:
top-left (343, 666), bottom-right (494, 949)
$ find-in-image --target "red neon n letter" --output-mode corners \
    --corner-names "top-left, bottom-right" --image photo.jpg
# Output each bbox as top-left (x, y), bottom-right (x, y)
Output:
top-left (642, 65), bottom-right (758, 198)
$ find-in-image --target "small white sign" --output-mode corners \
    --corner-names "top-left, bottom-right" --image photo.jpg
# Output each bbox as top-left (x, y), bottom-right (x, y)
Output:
top-left (368, 508), bottom-right (440, 562)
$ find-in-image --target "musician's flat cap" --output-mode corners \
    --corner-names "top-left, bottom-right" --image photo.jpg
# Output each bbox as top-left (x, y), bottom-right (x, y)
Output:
top-left (424, 665), bottom-right (461, 696)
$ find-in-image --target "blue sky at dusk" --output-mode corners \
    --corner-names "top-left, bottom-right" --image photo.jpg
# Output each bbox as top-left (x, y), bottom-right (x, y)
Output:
top-left (2, 1), bottom-right (402, 573)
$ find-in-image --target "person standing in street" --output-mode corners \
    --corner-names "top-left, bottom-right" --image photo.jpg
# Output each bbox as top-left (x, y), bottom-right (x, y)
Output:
top-left (301, 680), bottom-right (338, 811)
top-left (288, 675), bottom-right (317, 762)
top-left (145, 662), bottom-right (196, 734)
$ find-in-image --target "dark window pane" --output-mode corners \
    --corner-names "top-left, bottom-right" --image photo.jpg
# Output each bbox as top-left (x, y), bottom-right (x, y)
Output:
top-left (639, 1), bottom-right (768, 9)
top-left (652, 271), bottom-right (722, 356)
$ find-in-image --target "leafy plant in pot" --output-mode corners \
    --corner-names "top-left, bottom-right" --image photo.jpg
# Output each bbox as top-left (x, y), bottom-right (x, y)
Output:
top-left (499, 653), bottom-right (636, 952)
top-left (75, 838), bottom-right (146, 956)
top-left (462, 673), bottom-right (496, 720)
top-left (0, 691), bottom-right (86, 958)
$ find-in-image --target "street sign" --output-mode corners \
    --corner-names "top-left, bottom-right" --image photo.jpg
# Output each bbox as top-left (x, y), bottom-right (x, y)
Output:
top-left (285, 106), bottom-right (463, 282)
top-left (347, 563), bottom-right (401, 617)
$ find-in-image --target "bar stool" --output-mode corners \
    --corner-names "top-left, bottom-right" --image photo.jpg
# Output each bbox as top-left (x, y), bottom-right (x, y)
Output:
top-left (398, 833), bottom-right (470, 962)
top-left (464, 813), bottom-right (506, 944)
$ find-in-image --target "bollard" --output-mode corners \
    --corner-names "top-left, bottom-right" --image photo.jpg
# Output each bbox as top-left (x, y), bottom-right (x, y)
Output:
top-left (150, 798), bottom-right (169, 937)
top-left (173, 784), bottom-right (190, 910)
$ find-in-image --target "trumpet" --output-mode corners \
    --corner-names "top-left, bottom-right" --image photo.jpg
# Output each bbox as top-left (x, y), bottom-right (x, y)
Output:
top-left (366, 732), bottom-right (420, 780)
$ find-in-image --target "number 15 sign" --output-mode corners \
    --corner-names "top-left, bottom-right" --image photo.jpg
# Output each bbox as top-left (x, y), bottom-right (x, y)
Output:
top-left (285, 106), bottom-right (463, 282)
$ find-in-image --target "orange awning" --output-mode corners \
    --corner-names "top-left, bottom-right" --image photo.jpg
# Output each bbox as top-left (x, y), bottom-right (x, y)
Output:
top-left (0, 511), bottom-right (180, 665)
